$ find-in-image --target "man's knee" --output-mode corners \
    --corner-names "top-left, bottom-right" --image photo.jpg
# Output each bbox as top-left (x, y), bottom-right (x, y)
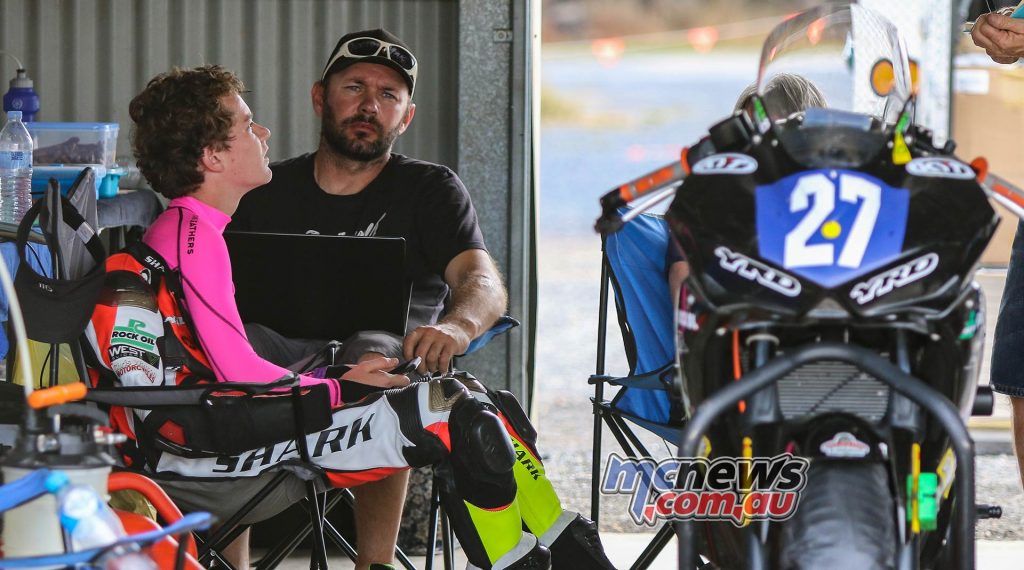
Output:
top-left (340, 330), bottom-right (404, 362)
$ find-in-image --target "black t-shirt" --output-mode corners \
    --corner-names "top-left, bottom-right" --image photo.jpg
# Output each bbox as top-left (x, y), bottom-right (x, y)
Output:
top-left (229, 152), bottom-right (487, 331)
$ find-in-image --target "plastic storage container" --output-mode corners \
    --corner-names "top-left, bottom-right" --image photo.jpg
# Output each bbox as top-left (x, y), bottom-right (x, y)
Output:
top-left (25, 122), bottom-right (119, 169)
top-left (31, 164), bottom-right (109, 198)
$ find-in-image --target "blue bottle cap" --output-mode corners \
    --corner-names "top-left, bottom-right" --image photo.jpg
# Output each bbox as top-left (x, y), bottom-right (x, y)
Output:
top-left (44, 470), bottom-right (70, 494)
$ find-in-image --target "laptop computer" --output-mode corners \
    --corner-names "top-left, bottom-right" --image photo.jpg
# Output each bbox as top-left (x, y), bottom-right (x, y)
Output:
top-left (224, 231), bottom-right (411, 341)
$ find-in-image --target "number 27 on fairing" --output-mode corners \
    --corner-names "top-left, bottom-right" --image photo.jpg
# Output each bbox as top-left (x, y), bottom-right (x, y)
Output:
top-left (783, 173), bottom-right (881, 269)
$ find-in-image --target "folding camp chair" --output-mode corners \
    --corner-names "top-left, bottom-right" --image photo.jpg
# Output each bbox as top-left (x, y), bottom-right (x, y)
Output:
top-left (590, 211), bottom-right (683, 569)
top-left (3, 186), bottom-right (360, 570)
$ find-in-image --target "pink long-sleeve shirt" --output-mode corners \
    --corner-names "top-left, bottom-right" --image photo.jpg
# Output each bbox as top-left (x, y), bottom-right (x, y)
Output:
top-left (144, 195), bottom-right (341, 406)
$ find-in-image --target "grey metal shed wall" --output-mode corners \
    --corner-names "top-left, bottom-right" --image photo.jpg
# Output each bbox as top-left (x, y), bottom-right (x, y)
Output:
top-left (0, 0), bottom-right (535, 402)
top-left (0, 0), bottom-right (458, 165)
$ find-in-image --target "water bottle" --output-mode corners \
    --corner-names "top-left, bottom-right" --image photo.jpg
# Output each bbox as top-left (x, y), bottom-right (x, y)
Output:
top-left (0, 109), bottom-right (33, 223)
top-left (46, 472), bottom-right (157, 570)
top-left (3, 68), bottom-right (40, 121)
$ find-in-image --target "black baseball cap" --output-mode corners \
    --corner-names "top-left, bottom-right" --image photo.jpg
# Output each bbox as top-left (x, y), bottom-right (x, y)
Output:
top-left (321, 28), bottom-right (417, 97)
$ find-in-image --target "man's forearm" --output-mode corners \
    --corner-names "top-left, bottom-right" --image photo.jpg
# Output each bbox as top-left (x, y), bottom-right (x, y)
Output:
top-left (441, 272), bottom-right (508, 341)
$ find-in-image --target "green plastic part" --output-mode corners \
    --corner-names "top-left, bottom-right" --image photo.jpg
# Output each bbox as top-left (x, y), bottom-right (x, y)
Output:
top-left (906, 472), bottom-right (939, 531)
top-left (959, 310), bottom-right (978, 340)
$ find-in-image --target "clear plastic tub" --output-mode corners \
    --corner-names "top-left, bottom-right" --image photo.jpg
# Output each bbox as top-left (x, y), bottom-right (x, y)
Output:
top-left (25, 122), bottom-right (119, 169)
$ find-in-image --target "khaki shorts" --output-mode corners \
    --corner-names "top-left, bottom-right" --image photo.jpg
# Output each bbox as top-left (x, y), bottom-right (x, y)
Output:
top-left (156, 469), bottom-right (310, 525)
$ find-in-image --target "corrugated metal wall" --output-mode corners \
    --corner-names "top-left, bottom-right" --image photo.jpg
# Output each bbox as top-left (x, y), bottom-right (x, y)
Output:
top-left (0, 0), bottom-right (458, 166)
top-left (0, 0), bottom-right (537, 402)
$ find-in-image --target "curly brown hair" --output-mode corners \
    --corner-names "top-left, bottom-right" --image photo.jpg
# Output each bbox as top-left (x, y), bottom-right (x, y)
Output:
top-left (129, 65), bottom-right (244, 199)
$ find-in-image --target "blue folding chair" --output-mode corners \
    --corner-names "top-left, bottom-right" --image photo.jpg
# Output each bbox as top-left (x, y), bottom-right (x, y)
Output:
top-left (590, 211), bottom-right (683, 569)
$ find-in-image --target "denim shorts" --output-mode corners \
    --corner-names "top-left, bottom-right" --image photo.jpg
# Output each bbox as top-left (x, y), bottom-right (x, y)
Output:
top-left (991, 220), bottom-right (1024, 397)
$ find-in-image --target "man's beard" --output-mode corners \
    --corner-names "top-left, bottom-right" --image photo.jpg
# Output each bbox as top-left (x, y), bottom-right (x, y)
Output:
top-left (321, 106), bottom-right (402, 162)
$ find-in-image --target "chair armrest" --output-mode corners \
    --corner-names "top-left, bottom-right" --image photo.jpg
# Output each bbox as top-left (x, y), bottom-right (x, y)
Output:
top-left (591, 362), bottom-right (675, 391)
top-left (85, 374), bottom-right (301, 409)
top-left (461, 315), bottom-right (520, 356)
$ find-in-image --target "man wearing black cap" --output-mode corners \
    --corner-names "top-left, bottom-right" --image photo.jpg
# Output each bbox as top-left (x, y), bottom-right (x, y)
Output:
top-left (233, 28), bottom-right (503, 390)
top-left (230, 29), bottom-right (615, 570)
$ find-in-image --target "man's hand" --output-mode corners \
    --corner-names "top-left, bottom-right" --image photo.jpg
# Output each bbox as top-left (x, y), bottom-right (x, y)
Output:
top-left (403, 249), bottom-right (507, 375)
top-left (403, 321), bottom-right (473, 374)
top-left (972, 13), bottom-right (1024, 64)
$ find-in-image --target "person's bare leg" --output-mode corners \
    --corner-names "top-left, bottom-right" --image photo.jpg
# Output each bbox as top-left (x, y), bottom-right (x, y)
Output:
top-left (222, 528), bottom-right (251, 570)
top-left (353, 470), bottom-right (412, 569)
top-left (350, 349), bottom-right (410, 568)
top-left (1011, 396), bottom-right (1024, 490)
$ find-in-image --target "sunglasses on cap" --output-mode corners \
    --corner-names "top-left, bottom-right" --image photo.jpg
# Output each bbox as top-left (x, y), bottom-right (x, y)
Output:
top-left (321, 37), bottom-right (418, 88)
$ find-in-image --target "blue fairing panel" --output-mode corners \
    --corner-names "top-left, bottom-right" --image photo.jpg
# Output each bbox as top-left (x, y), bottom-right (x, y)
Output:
top-left (756, 169), bottom-right (909, 288)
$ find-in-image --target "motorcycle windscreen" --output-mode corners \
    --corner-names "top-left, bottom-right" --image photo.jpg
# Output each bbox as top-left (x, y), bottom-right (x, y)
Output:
top-left (755, 2), bottom-right (912, 125)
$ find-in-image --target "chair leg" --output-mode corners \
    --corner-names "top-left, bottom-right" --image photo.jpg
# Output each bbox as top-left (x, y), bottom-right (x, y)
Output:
top-left (257, 491), bottom-right (348, 569)
top-left (289, 384), bottom-right (329, 569)
top-left (591, 383), bottom-right (605, 523)
top-left (441, 510), bottom-right (454, 570)
top-left (200, 471), bottom-right (290, 565)
top-left (617, 415), bottom-right (654, 459)
top-left (425, 482), bottom-right (441, 570)
top-left (305, 479), bottom-right (330, 569)
top-left (631, 523), bottom-right (675, 570)
top-left (394, 543), bottom-right (418, 570)
top-left (320, 516), bottom-right (358, 563)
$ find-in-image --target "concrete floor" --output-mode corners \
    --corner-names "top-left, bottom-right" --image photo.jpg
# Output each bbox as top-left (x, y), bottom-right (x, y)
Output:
top-left (276, 536), bottom-right (1024, 569)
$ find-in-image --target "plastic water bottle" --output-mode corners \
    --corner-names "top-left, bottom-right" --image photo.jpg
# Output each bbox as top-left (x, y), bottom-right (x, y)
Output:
top-left (0, 109), bottom-right (33, 223)
top-left (46, 472), bottom-right (157, 569)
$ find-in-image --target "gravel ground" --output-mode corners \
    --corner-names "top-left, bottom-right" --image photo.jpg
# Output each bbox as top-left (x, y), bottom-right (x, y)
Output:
top-left (533, 234), bottom-right (1024, 538)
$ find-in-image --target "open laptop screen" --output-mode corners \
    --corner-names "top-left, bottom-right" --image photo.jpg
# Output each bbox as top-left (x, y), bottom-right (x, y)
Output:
top-left (224, 231), bottom-right (410, 341)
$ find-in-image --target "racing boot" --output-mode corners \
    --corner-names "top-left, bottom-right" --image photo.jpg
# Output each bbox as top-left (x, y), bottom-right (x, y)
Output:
top-left (467, 534), bottom-right (551, 570)
top-left (541, 511), bottom-right (616, 570)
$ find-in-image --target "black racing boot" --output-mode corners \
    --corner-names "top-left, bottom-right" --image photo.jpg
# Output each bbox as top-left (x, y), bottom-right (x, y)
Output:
top-left (543, 512), bottom-right (616, 569)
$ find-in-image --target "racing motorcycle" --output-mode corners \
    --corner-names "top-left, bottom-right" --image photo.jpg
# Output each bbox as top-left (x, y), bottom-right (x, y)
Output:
top-left (595, 3), bottom-right (1014, 568)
